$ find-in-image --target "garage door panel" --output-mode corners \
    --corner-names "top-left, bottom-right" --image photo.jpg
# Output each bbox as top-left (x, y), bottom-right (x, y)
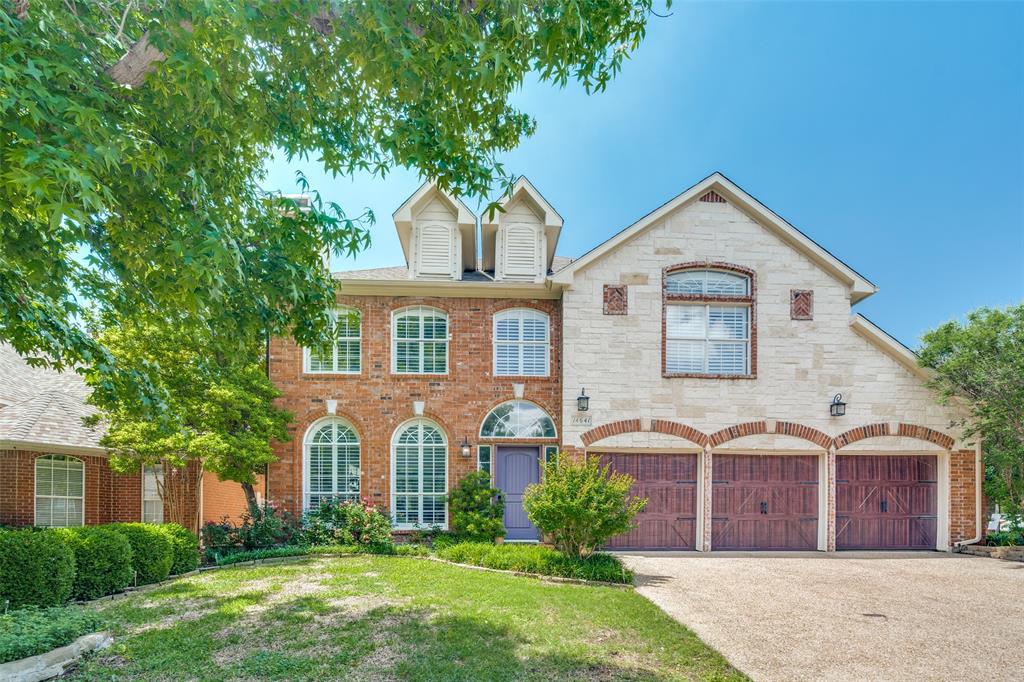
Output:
top-left (600, 453), bottom-right (697, 550)
top-left (837, 455), bottom-right (938, 550)
top-left (712, 454), bottom-right (820, 551)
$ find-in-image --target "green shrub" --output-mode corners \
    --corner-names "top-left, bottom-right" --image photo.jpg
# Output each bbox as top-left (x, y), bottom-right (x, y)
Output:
top-left (0, 606), bottom-right (106, 664)
top-left (214, 546), bottom-right (310, 566)
top-left (55, 527), bottom-right (133, 601)
top-left (300, 499), bottom-right (394, 551)
top-left (158, 524), bottom-right (200, 574)
top-left (107, 523), bottom-right (174, 584)
top-left (0, 529), bottom-right (75, 608)
top-left (436, 542), bottom-right (632, 584)
top-left (985, 529), bottom-right (1024, 546)
top-left (236, 503), bottom-right (299, 549)
top-left (449, 471), bottom-right (505, 542)
top-left (523, 457), bottom-right (647, 558)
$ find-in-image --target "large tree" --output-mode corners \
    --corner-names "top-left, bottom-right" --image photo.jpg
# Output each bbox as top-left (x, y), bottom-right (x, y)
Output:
top-left (87, 315), bottom-right (291, 530)
top-left (1, 0), bottom-right (659, 402)
top-left (918, 304), bottom-right (1024, 521)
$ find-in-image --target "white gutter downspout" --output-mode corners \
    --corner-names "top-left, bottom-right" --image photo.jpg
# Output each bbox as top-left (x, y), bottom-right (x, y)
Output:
top-left (954, 441), bottom-right (984, 548)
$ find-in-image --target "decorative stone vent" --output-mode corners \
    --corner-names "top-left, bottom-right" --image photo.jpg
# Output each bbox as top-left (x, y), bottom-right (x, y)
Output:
top-left (699, 190), bottom-right (726, 204)
top-left (603, 285), bottom-right (628, 315)
top-left (791, 289), bottom-right (813, 320)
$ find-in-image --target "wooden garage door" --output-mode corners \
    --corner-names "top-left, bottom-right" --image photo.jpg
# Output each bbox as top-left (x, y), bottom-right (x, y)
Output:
top-left (712, 454), bottom-right (819, 550)
top-left (836, 455), bottom-right (937, 550)
top-left (598, 453), bottom-right (697, 550)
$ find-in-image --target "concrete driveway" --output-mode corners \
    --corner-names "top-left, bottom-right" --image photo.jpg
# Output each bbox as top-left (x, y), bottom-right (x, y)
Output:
top-left (620, 552), bottom-right (1024, 682)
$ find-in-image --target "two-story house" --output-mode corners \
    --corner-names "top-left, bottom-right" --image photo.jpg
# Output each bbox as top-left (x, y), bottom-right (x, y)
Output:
top-left (268, 172), bottom-right (982, 552)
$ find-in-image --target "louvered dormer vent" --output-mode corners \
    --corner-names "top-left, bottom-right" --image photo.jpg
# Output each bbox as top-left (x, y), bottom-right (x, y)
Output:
top-left (415, 224), bottom-right (456, 278)
top-left (502, 223), bottom-right (541, 279)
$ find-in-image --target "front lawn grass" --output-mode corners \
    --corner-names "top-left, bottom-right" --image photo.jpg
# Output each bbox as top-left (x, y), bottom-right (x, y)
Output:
top-left (72, 555), bottom-right (744, 681)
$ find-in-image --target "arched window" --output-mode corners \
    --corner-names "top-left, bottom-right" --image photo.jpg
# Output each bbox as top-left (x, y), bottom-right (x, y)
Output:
top-left (493, 309), bottom-right (550, 376)
top-left (305, 307), bottom-right (361, 374)
top-left (35, 455), bottom-right (84, 527)
top-left (392, 306), bottom-right (449, 374)
top-left (480, 401), bottom-right (557, 439)
top-left (664, 266), bottom-right (754, 377)
top-left (391, 419), bottom-right (448, 528)
top-left (304, 418), bottom-right (361, 510)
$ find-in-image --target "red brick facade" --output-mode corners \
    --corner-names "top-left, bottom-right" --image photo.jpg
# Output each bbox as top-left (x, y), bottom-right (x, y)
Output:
top-left (0, 449), bottom-right (249, 530)
top-left (267, 294), bottom-right (562, 520)
top-left (950, 448), bottom-right (979, 544)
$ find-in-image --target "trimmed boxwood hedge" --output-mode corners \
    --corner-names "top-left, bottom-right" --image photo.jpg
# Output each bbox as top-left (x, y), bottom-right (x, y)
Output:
top-left (0, 529), bottom-right (75, 608)
top-left (158, 523), bottom-right (200, 574)
top-left (55, 527), bottom-right (134, 600)
top-left (107, 523), bottom-right (174, 585)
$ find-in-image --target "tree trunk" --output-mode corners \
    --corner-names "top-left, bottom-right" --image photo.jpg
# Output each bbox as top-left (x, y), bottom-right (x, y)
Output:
top-left (241, 481), bottom-right (259, 513)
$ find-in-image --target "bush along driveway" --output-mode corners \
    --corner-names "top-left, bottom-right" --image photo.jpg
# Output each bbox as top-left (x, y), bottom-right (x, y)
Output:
top-left (71, 555), bottom-right (744, 681)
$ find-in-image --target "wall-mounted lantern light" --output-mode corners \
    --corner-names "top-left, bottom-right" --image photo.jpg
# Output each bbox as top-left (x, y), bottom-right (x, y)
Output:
top-left (829, 393), bottom-right (847, 417)
top-left (577, 388), bottom-right (590, 412)
top-left (460, 436), bottom-right (472, 458)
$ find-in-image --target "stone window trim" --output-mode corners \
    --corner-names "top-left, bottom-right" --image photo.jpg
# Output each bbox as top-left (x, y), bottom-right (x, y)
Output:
top-left (661, 261), bottom-right (757, 380)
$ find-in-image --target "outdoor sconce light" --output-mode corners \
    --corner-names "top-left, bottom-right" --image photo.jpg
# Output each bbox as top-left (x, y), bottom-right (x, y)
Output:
top-left (830, 393), bottom-right (847, 417)
top-left (460, 436), bottom-right (472, 458)
top-left (576, 388), bottom-right (590, 412)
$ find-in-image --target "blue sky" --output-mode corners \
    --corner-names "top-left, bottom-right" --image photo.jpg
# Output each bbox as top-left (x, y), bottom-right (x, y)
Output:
top-left (264, 1), bottom-right (1023, 349)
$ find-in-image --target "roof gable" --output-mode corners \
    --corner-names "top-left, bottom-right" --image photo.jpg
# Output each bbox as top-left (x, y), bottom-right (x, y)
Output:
top-left (550, 172), bottom-right (877, 302)
top-left (482, 176), bottom-right (563, 272)
top-left (392, 181), bottom-right (477, 271)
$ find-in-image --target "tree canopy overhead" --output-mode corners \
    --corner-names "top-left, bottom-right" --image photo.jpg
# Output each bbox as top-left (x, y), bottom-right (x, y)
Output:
top-left (1, 0), bottom-right (661, 397)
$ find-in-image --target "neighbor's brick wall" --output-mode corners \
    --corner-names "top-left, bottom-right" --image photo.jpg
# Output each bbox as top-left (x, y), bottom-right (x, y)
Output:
top-left (0, 450), bottom-right (141, 526)
top-left (267, 294), bottom-right (561, 519)
top-left (202, 471), bottom-right (259, 524)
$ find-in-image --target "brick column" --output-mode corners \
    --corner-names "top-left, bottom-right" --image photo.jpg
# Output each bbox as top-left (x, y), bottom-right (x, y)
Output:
top-left (701, 446), bottom-right (713, 552)
top-left (827, 446), bottom-right (837, 552)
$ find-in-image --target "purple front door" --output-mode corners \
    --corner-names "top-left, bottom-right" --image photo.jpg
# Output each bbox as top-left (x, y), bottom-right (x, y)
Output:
top-left (496, 446), bottom-right (541, 541)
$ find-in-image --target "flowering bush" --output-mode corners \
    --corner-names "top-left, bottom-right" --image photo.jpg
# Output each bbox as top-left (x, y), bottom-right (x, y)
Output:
top-left (300, 498), bottom-right (393, 551)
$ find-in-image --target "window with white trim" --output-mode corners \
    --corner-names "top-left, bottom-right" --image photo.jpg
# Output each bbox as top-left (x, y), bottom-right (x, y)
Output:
top-left (664, 268), bottom-right (753, 376)
top-left (305, 308), bottom-right (361, 374)
top-left (35, 455), bottom-right (84, 527)
top-left (142, 463), bottom-right (164, 523)
top-left (304, 418), bottom-right (361, 510)
top-left (480, 401), bottom-right (557, 439)
top-left (392, 306), bottom-right (449, 374)
top-left (392, 420), bottom-right (447, 528)
top-left (493, 308), bottom-right (549, 376)
top-left (477, 445), bottom-right (492, 475)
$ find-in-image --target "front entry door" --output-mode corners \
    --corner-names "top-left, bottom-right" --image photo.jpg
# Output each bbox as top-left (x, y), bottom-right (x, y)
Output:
top-left (496, 446), bottom-right (541, 541)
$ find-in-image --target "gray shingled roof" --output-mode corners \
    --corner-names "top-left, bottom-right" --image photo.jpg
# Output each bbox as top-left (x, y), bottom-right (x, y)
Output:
top-left (0, 344), bottom-right (104, 451)
top-left (333, 255), bottom-right (575, 281)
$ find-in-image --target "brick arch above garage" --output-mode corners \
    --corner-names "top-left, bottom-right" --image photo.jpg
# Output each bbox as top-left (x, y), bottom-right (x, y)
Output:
top-left (579, 418), bottom-right (955, 451)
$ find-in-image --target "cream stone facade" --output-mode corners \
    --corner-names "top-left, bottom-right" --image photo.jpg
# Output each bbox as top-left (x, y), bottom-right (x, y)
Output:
top-left (551, 173), bottom-right (980, 552)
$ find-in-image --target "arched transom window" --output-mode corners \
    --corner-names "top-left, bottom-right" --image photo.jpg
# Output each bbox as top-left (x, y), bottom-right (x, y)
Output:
top-left (391, 420), bottom-right (448, 528)
top-left (493, 308), bottom-right (550, 376)
top-left (392, 306), bottom-right (449, 374)
top-left (480, 401), bottom-right (557, 439)
top-left (304, 418), bottom-right (361, 510)
top-left (664, 266), bottom-right (754, 377)
top-left (35, 455), bottom-right (84, 527)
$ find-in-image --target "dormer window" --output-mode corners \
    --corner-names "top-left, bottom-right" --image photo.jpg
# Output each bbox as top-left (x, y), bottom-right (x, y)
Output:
top-left (499, 222), bottom-right (543, 280)
top-left (481, 177), bottom-right (563, 281)
top-left (663, 264), bottom-right (756, 378)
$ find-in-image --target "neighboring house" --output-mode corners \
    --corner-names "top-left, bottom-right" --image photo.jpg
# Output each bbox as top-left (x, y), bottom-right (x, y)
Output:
top-left (264, 171), bottom-right (980, 552)
top-left (0, 344), bottom-right (252, 530)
